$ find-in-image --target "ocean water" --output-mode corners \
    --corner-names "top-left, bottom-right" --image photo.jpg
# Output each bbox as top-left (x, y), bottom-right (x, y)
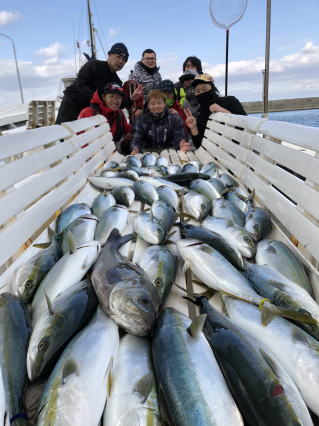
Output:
top-left (251, 109), bottom-right (319, 128)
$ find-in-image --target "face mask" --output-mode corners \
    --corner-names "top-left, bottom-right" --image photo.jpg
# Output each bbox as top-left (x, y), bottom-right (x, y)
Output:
top-left (185, 86), bottom-right (195, 97)
top-left (195, 89), bottom-right (218, 107)
top-left (165, 97), bottom-right (174, 108)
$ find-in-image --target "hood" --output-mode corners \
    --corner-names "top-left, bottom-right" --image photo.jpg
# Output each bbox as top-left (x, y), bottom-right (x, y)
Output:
top-left (90, 90), bottom-right (104, 106)
top-left (135, 61), bottom-right (160, 75)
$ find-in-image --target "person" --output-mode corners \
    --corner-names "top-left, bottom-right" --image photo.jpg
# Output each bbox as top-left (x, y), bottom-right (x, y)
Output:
top-left (177, 70), bottom-right (199, 117)
top-left (130, 89), bottom-right (191, 154)
top-left (130, 49), bottom-right (162, 97)
top-left (78, 82), bottom-right (132, 154)
top-left (185, 73), bottom-right (247, 148)
top-left (158, 79), bottom-right (187, 125)
top-left (56, 43), bottom-right (142, 124)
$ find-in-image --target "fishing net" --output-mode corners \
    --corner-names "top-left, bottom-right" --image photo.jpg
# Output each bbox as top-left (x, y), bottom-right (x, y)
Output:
top-left (209, 0), bottom-right (248, 30)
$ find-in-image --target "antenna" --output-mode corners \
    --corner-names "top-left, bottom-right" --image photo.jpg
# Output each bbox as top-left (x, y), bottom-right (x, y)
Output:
top-left (87, 0), bottom-right (97, 59)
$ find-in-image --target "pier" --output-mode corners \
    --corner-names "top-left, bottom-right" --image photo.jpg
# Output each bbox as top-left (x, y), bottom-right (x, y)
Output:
top-left (242, 97), bottom-right (319, 114)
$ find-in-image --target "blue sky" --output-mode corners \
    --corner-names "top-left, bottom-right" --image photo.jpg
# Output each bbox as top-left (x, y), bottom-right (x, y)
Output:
top-left (0, 0), bottom-right (319, 108)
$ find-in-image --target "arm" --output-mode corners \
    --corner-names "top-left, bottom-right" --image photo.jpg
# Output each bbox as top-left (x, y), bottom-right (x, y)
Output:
top-left (130, 115), bottom-right (145, 153)
top-left (170, 114), bottom-right (187, 150)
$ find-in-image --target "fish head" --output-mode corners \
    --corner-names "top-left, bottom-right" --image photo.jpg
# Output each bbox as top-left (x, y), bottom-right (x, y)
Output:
top-left (14, 261), bottom-right (40, 303)
top-left (109, 282), bottom-right (159, 336)
top-left (233, 228), bottom-right (256, 258)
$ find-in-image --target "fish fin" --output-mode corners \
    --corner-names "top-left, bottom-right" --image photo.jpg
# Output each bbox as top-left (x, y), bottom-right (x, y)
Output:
top-left (105, 357), bottom-right (114, 398)
top-left (66, 231), bottom-right (76, 254)
top-left (260, 349), bottom-right (280, 378)
top-left (267, 280), bottom-right (286, 291)
top-left (164, 240), bottom-right (175, 245)
top-left (128, 209), bottom-right (139, 214)
top-left (133, 373), bottom-right (153, 403)
top-left (33, 242), bottom-right (51, 249)
top-left (82, 256), bottom-right (90, 270)
top-left (47, 226), bottom-right (55, 239)
top-left (44, 292), bottom-right (54, 316)
top-left (259, 299), bottom-right (276, 326)
top-left (182, 261), bottom-right (190, 274)
top-left (187, 314), bottom-right (207, 339)
top-left (141, 202), bottom-right (145, 212)
top-left (167, 230), bottom-right (177, 239)
top-left (62, 359), bottom-right (79, 384)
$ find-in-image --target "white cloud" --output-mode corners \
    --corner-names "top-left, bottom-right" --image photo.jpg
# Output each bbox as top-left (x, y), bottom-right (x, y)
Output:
top-left (1, 41), bottom-right (319, 109)
top-left (35, 42), bottom-right (66, 57)
top-left (108, 28), bottom-right (119, 37)
top-left (0, 11), bottom-right (20, 27)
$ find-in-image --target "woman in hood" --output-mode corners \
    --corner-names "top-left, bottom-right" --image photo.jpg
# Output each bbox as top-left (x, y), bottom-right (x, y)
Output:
top-left (185, 73), bottom-right (246, 148)
top-left (78, 82), bottom-right (132, 154)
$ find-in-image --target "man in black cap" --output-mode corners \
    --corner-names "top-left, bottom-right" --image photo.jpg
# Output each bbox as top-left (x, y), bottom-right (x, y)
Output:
top-left (56, 42), bottom-right (141, 124)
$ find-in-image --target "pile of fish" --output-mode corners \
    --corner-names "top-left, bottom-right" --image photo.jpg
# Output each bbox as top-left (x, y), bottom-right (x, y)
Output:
top-left (1, 151), bottom-right (318, 425)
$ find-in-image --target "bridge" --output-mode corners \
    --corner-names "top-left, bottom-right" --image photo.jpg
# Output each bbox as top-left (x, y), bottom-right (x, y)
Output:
top-left (242, 97), bottom-right (319, 114)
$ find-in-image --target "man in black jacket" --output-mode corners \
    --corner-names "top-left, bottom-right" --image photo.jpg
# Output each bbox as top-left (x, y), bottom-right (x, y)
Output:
top-left (56, 43), bottom-right (142, 124)
top-left (184, 73), bottom-right (246, 148)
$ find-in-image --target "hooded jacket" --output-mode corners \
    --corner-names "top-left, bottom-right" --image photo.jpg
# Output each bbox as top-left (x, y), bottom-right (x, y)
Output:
top-left (130, 107), bottom-right (186, 152)
top-left (131, 62), bottom-right (162, 96)
top-left (78, 90), bottom-right (131, 143)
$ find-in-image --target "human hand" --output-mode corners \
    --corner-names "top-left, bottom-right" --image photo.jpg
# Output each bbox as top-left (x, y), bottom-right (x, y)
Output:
top-left (209, 103), bottom-right (230, 113)
top-left (169, 108), bottom-right (178, 115)
top-left (179, 140), bottom-right (192, 152)
top-left (184, 108), bottom-right (197, 129)
top-left (134, 109), bottom-right (143, 117)
top-left (131, 84), bottom-right (144, 101)
top-left (131, 147), bottom-right (139, 155)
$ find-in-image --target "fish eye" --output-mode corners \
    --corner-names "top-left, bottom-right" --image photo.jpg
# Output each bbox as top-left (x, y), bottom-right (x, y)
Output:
top-left (25, 280), bottom-right (33, 289)
top-left (154, 278), bottom-right (162, 287)
top-left (38, 337), bottom-right (49, 352)
top-left (243, 236), bottom-right (251, 242)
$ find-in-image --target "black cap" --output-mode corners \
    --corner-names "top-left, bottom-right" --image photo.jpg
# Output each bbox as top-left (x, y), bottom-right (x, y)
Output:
top-left (99, 82), bottom-right (125, 98)
top-left (159, 79), bottom-right (175, 93)
top-left (108, 43), bottom-right (129, 61)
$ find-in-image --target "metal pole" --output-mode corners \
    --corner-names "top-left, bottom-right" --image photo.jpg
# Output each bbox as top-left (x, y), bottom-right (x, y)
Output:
top-left (225, 29), bottom-right (229, 96)
top-left (263, 0), bottom-right (271, 118)
top-left (87, 0), bottom-right (96, 59)
top-left (0, 33), bottom-right (24, 104)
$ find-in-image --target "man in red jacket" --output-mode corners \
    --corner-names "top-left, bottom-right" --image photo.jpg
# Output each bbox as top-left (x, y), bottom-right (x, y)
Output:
top-left (78, 82), bottom-right (132, 154)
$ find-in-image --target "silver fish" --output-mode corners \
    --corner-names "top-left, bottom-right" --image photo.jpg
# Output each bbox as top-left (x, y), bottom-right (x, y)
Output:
top-left (157, 185), bottom-right (180, 210)
top-left (61, 214), bottom-right (98, 254)
top-left (151, 200), bottom-right (177, 232)
top-left (92, 193), bottom-right (116, 218)
top-left (183, 190), bottom-right (211, 221)
top-left (111, 186), bottom-right (135, 207)
top-left (88, 176), bottom-right (134, 190)
top-left (133, 181), bottom-right (159, 205)
top-left (134, 213), bottom-right (166, 245)
top-left (141, 153), bottom-right (157, 167)
top-left (95, 205), bottom-right (128, 246)
top-left (56, 203), bottom-right (91, 233)
top-left (245, 207), bottom-right (272, 241)
top-left (190, 179), bottom-right (223, 201)
top-left (212, 198), bottom-right (246, 227)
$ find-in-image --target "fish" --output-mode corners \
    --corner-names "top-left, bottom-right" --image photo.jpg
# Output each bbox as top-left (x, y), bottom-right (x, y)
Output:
top-left (163, 172), bottom-right (210, 187)
top-left (156, 156), bottom-right (169, 168)
top-left (91, 193), bottom-right (116, 218)
top-left (202, 216), bottom-right (256, 258)
top-left (167, 164), bottom-right (182, 175)
top-left (139, 245), bottom-right (178, 303)
top-left (190, 179), bottom-right (223, 201)
top-left (208, 178), bottom-right (226, 196)
top-left (152, 308), bottom-right (243, 426)
top-left (139, 176), bottom-right (184, 191)
top-left (56, 203), bottom-right (91, 233)
top-left (100, 170), bottom-right (118, 177)
top-left (133, 181), bottom-right (159, 205)
top-left (243, 262), bottom-right (319, 339)
top-left (212, 198), bottom-right (246, 227)
top-left (179, 222), bottom-right (244, 270)
top-left (111, 186), bottom-right (135, 207)
top-left (36, 308), bottom-right (119, 426)
top-left (183, 190), bottom-right (211, 221)
top-left (255, 238), bottom-right (313, 296)
top-left (245, 206), bottom-right (272, 241)
top-left (157, 185), bottom-right (180, 210)
top-left (117, 170), bottom-right (140, 181)
top-left (225, 190), bottom-right (248, 213)
top-left (31, 241), bottom-right (100, 325)
top-left (134, 212), bottom-right (166, 245)
top-left (91, 229), bottom-right (160, 336)
top-left (225, 296), bottom-right (319, 417)
top-left (27, 279), bottom-right (98, 382)
top-left (102, 161), bottom-right (119, 170)
top-left (200, 162), bottom-right (220, 178)
top-left (177, 239), bottom-right (259, 301)
top-left (126, 155), bottom-right (142, 168)
top-left (88, 176), bottom-right (134, 190)
top-left (141, 153), bottom-right (157, 167)
top-left (151, 200), bottom-right (177, 232)
top-left (218, 173), bottom-right (238, 188)
top-left (103, 334), bottom-right (161, 426)
top-left (0, 294), bottom-right (30, 426)
top-left (0, 364), bottom-right (9, 426)
top-left (94, 205), bottom-right (128, 246)
top-left (12, 231), bottom-right (62, 304)
top-left (196, 296), bottom-right (313, 426)
top-left (182, 163), bottom-right (199, 173)
top-left (61, 214), bottom-right (98, 254)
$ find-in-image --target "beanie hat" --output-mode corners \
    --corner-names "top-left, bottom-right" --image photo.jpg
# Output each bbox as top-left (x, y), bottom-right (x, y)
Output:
top-left (158, 79), bottom-right (175, 93)
top-left (98, 82), bottom-right (125, 99)
top-left (191, 73), bottom-right (214, 87)
top-left (179, 69), bottom-right (198, 83)
top-left (108, 43), bottom-right (129, 61)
